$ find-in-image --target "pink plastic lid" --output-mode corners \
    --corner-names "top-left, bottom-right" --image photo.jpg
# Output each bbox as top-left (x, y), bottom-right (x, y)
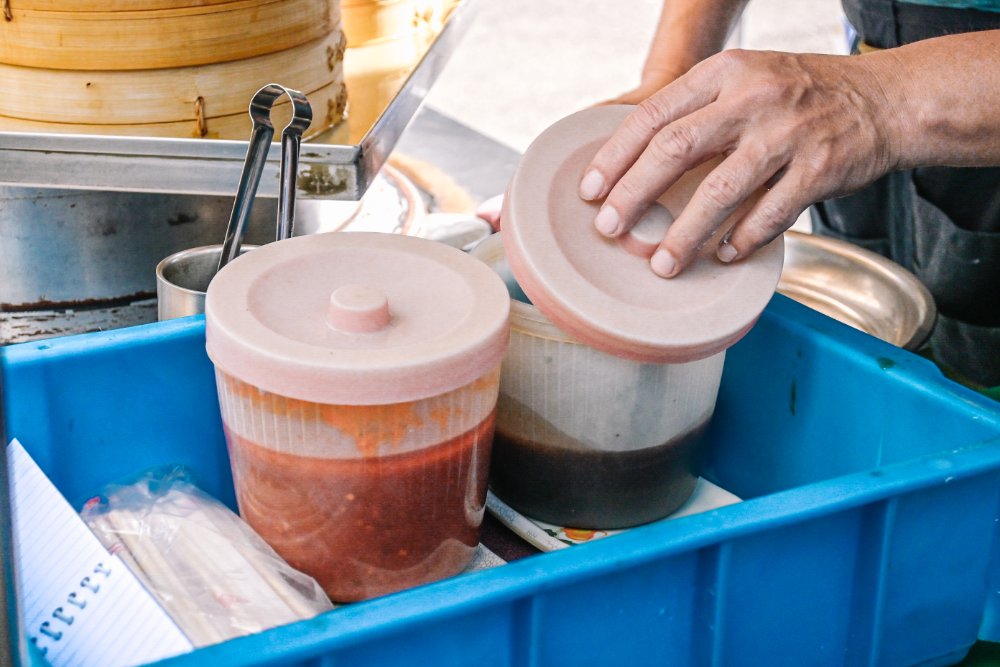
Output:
top-left (501, 105), bottom-right (783, 363)
top-left (205, 232), bottom-right (510, 404)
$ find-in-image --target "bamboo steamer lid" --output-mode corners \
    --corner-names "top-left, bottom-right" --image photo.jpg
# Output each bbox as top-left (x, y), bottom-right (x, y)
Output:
top-left (0, 0), bottom-right (340, 70)
top-left (0, 77), bottom-right (347, 140)
top-left (0, 31), bottom-right (346, 125)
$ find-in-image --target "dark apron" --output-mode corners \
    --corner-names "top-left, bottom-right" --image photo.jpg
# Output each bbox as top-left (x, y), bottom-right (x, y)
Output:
top-left (810, 0), bottom-right (1000, 387)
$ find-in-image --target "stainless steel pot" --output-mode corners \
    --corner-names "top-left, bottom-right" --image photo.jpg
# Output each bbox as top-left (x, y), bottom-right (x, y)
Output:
top-left (0, 187), bottom-right (277, 343)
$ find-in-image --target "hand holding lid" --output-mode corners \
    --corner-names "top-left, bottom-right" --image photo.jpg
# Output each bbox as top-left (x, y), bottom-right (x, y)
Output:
top-left (500, 105), bottom-right (783, 363)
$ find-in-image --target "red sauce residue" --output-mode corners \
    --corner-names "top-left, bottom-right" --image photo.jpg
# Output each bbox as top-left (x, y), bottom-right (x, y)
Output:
top-left (220, 371), bottom-right (482, 458)
top-left (221, 374), bottom-right (313, 417)
top-left (225, 411), bottom-right (496, 602)
top-left (320, 402), bottom-right (421, 457)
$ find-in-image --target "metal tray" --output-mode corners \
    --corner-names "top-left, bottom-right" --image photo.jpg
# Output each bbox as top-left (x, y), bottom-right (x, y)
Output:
top-left (0, 0), bottom-right (478, 201)
top-left (778, 230), bottom-right (936, 351)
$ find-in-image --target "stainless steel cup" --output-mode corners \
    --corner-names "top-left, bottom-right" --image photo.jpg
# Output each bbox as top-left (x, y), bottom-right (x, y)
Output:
top-left (155, 245), bottom-right (255, 320)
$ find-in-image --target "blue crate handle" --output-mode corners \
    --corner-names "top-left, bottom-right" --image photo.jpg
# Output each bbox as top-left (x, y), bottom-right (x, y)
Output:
top-left (0, 362), bottom-right (29, 665)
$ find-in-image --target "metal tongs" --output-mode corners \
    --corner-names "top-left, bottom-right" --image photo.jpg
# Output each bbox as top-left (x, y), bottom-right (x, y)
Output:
top-left (217, 83), bottom-right (313, 273)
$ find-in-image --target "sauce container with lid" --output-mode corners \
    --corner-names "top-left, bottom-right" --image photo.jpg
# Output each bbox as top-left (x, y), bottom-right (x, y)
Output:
top-left (472, 105), bottom-right (783, 529)
top-left (205, 231), bottom-right (509, 602)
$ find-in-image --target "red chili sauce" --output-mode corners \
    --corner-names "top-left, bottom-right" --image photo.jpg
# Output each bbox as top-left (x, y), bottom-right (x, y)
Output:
top-left (225, 411), bottom-right (495, 602)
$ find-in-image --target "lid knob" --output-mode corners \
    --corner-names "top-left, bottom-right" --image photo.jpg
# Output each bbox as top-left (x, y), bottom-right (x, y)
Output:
top-left (618, 203), bottom-right (674, 259)
top-left (327, 284), bottom-right (391, 333)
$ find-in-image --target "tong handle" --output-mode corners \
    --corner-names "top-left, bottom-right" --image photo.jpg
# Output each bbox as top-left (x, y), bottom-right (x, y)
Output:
top-left (218, 84), bottom-right (312, 273)
top-left (277, 89), bottom-right (312, 243)
top-left (218, 120), bottom-right (272, 272)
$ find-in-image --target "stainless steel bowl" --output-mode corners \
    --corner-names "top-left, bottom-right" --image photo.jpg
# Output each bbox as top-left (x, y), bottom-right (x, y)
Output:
top-left (778, 231), bottom-right (936, 351)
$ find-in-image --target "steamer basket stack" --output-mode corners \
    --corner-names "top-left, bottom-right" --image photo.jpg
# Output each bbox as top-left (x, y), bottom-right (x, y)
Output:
top-left (340, 0), bottom-right (456, 132)
top-left (0, 0), bottom-right (348, 139)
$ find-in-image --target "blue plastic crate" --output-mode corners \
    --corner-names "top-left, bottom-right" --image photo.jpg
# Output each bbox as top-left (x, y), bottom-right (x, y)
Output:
top-left (3, 295), bottom-right (999, 667)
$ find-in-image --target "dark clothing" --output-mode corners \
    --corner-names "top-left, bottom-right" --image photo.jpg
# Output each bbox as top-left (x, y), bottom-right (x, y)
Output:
top-left (844, 0), bottom-right (1000, 46)
top-left (810, 0), bottom-right (1000, 386)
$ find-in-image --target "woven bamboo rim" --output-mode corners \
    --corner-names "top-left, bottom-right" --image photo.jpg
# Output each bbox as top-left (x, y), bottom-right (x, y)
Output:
top-left (0, 79), bottom-right (347, 140)
top-left (0, 31), bottom-right (346, 124)
top-left (0, 0), bottom-right (340, 70)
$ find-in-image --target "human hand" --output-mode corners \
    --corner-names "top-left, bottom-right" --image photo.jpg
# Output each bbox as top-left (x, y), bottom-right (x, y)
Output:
top-left (474, 193), bottom-right (504, 231)
top-left (578, 49), bottom-right (904, 277)
top-left (598, 67), bottom-right (687, 106)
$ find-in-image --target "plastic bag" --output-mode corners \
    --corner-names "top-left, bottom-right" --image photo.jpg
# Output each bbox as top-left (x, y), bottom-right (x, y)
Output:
top-left (81, 466), bottom-right (333, 647)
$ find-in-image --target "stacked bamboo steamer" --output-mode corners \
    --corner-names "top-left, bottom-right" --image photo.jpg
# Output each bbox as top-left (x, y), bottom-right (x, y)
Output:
top-left (340, 0), bottom-right (455, 135)
top-left (0, 0), bottom-right (348, 139)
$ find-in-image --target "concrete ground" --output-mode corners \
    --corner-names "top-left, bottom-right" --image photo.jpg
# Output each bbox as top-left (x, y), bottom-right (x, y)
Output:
top-left (426, 0), bottom-right (846, 153)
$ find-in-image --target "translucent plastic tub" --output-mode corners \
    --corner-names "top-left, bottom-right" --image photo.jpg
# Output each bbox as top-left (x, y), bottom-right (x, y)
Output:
top-left (3, 295), bottom-right (999, 667)
top-left (483, 106), bottom-right (783, 530)
top-left (203, 232), bottom-right (509, 602)
top-left (216, 367), bottom-right (499, 601)
top-left (472, 233), bottom-right (725, 528)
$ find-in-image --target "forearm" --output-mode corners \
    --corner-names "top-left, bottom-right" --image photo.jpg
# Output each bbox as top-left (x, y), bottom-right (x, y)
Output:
top-left (864, 30), bottom-right (1000, 168)
top-left (642, 0), bottom-right (749, 83)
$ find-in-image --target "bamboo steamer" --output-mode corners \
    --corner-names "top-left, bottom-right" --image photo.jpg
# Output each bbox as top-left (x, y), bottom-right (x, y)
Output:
top-left (0, 76), bottom-right (347, 140)
top-left (0, 0), bottom-right (340, 70)
top-left (0, 32), bottom-right (346, 125)
top-left (12, 0), bottom-right (238, 8)
top-left (342, 26), bottom-right (430, 133)
top-left (341, 0), bottom-right (444, 46)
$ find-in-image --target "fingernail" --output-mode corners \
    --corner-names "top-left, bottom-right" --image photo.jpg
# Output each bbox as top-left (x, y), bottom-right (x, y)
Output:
top-left (717, 237), bottom-right (738, 263)
top-left (651, 248), bottom-right (677, 277)
top-left (595, 206), bottom-right (620, 236)
top-left (579, 170), bottom-right (606, 200)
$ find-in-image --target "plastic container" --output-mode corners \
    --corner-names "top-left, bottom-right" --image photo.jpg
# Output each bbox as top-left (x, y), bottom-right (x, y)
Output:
top-left (204, 231), bottom-right (509, 601)
top-left (3, 295), bottom-right (1000, 667)
top-left (472, 233), bottom-right (724, 527)
top-left (481, 105), bottom-right (783, 528)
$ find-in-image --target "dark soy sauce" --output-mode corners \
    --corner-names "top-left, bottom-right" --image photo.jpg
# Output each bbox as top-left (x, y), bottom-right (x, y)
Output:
top-left (490, 398), bottom-right (708, 529)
